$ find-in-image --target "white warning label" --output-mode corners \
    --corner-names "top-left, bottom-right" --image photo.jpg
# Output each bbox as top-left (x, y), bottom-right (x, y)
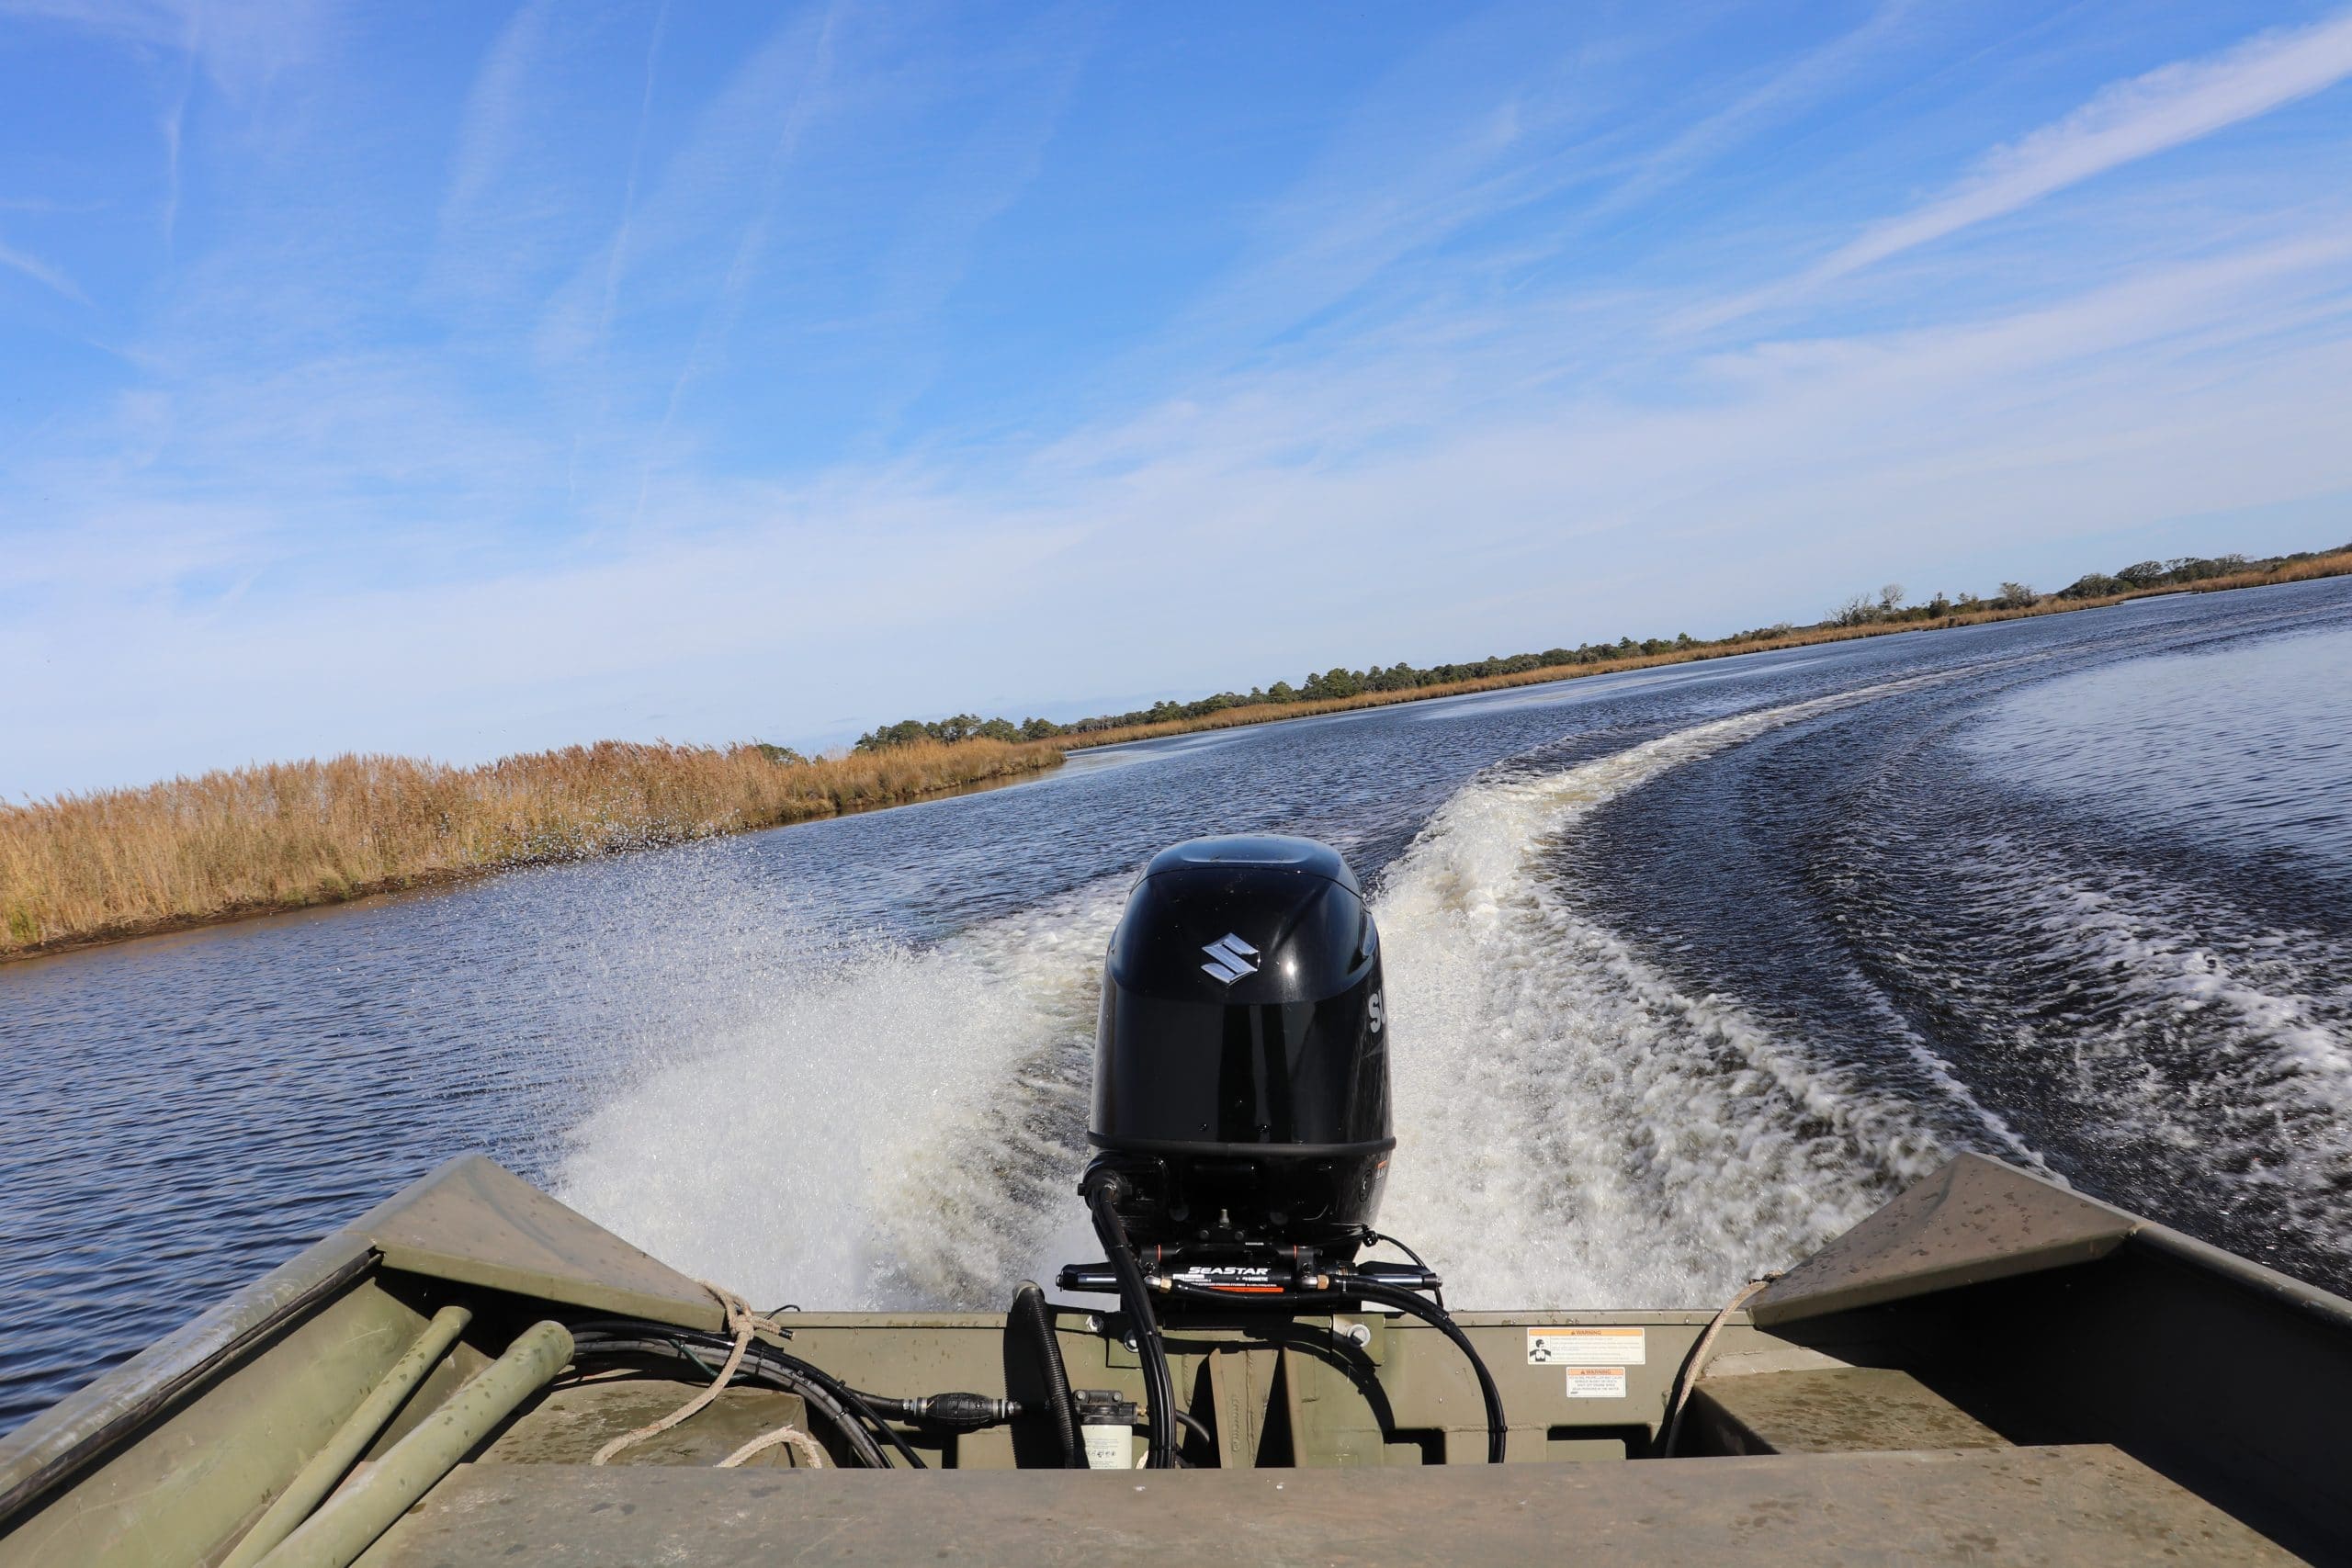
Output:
top-left (1526, 1326), bottom-right (1645, 1367)
top-left (1563, 1367), bottom-right (1627, 1399)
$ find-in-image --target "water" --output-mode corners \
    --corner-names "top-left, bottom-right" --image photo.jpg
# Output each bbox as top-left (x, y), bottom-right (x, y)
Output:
top-left (5, 578), bottom-right (2349, 1433)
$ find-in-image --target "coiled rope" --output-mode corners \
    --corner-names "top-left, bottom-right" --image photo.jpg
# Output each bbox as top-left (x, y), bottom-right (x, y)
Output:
top-left (590, 1281), bottom-right (823, 1468)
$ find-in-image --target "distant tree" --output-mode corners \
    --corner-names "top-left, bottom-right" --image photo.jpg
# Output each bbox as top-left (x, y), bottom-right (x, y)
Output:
top-left (752, 741), bottom-right (808, 766)
top-left (1304, 668), bottom-right (1363, 700)
top-left (2115, 560), bottom-right (2169, 589)
top-left (2058, 573), bottom-right (2123, 601)
top-left (854, 718), bottom-right (933, 752)
top-left (1995, 581), bottom-right (2038, 609)
top-left (2154, 554), bottom-right (2246, 585)
top-left (1831, 592), bottom-right (1881, 626)
top-left (1266, 681), bottom-right (1298, 704)
top-left (1926, 592), bottom-right (1952, 617)
top-left (1019, 716), bottom-right (1063, 740)
top-left (1877, 583), bottom-right (1905, 612)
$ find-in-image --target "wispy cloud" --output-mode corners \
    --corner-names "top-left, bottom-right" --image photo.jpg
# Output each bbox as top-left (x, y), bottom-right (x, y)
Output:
top-left (1593, 0), bottom-right (1919, 216)
top-left (0, 233), bottom-right (87, 301)
top-left (1698, 7), bottom-right (2352, 324)
top-left (1, 0), bottom-right (323, 96)
top-left (430, 0), bottom-right (560, 303)
top-left (5, 3), bottom-right (2351, 795)
top-left (158, 7), bottom-right (197, 247)
top-left (591, 1), bottom-right (671, 373)
top-left (652, 3), bottom-right (846, 444)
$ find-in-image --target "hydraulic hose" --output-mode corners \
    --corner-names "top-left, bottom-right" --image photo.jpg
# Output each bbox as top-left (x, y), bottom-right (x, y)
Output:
top-left (1170, 1406), bottom-right (1215, 1454)
top-left (1083, 1174), bottom-right (1178, 1469)
top-left (1362, 1229), bottom-right (1447, 1312)
top-left (771, 1349), bottom-right (926, 1469)
top-left (567, 1325), bottom-right (892, 1470)
top-left (1159, 1275), bottom-right (1508, 1464)
top-left (1330, 1274), bottom-right (1507, 1463)
top-left (1010, 1280), bottom-right (1081, 1468)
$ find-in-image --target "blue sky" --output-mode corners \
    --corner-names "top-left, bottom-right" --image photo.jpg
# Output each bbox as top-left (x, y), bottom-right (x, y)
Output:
top-left (3, 1), bottom-right (2350, 796)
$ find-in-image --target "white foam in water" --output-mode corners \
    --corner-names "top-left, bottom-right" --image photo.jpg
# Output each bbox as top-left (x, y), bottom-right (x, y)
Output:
top-left (1374, 686), bottom-right (2018, 1307)
top-left (557, 881), bottom-right (1125, 1310)
top-left (560, 677), bottom-right (2020, 1313)
top-left (1995, 850), bottom-right (2352, 1217)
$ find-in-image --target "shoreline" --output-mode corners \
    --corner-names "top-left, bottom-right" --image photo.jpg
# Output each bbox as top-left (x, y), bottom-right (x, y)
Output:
top-left (7, 548), bottom-right (2346, 965)
top-left (1045, 551), bottom-right (2352, 753)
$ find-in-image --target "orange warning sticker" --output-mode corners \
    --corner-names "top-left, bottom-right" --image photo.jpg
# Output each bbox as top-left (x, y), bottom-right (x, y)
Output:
top-left (1563, 1367), bottom-right (1628, 1399)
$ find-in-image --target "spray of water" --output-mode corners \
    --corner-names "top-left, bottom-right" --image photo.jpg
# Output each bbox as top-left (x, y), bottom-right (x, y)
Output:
top-left (558, 678), bottom-right (2024, 1311)
top-left (1371, 688), bottom-right (2029, 1305)
top-left (555, 881), bottom-right (1122, 1309)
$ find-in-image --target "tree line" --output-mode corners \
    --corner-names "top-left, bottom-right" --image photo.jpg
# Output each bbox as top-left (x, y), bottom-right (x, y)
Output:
top-left (851, 542), bottom-right (2347, 752)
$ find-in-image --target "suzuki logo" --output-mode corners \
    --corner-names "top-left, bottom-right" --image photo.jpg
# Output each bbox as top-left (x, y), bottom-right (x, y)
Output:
top-left (1200, 933), bottom-right (1260, 985)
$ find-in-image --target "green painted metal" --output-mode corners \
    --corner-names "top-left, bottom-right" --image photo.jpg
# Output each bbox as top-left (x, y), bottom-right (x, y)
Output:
top-left (7, 1153), bottom-right (2352, 1564)
top-left (349, 1156), bottom-right (723, 1332)
top-left (0, 1231), bottom-right (378, 1531)
top-left (0, 1276), bottom-right (430, 1568)
top-left (218, 1304), bottom-right (472, 1568)
top-left (256, 1321), bottom-right (573, 1568)
top-left (1747, 1154), bottom-right (2137, 1325)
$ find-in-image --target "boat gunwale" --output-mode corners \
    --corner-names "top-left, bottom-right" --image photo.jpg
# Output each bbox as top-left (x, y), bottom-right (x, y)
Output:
top-left (0, 1235), bottom-right (379, 1526)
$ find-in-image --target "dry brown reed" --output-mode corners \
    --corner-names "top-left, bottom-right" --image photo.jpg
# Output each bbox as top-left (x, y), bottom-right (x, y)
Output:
top-left (7, 545), bottom-right (2344, 961)
top-left (0, 739), bottom-right (1058, 958)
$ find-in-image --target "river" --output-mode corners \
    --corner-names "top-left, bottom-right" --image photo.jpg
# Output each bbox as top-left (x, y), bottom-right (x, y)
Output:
top-left (4, 576), bottom-right (2348, 1433)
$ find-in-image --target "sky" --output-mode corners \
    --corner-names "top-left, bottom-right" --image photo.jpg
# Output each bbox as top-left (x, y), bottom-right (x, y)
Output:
top-left (2, 2), bottom-right (2350, 797)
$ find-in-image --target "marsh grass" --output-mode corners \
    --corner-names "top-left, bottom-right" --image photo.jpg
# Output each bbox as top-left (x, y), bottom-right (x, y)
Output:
top-left (0, 739), bottom-right (1058, 957)
top-left (6, 546), bottom-right (2345, 960)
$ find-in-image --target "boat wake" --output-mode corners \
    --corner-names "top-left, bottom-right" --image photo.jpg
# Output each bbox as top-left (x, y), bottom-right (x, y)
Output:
top-left (1371, 682), bottom-right (2030, 1307)
top-left (1823, 812), bottom-right (2352, 1282)
top-left (560, 678), bottom-right (2027, 1312)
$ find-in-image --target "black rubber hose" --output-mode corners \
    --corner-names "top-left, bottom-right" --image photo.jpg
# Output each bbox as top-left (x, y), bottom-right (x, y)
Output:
top-left (1010, 1281), bottom-right (1081, 1468)
top-left (753, 1358), bottom-right (893, 1470)
top-left (1170, 1405), bottom-right (1215, 1456)
top-left (568, 1325), bottom-right (914, 1469)
top-left (1330, 1275), bottom-right (1508, 1463)
top-left (566, 1328), bottom-right (888, 1469)
top-left (1156, 1280), bottom-right (1507, 1464)
top-left (1083, 1177), bottom-right (1178, 1469)
top-left (1362, 1229), bottom-right (1447, 1311)
top-left (766, 1347), bottom-right (927, 1469)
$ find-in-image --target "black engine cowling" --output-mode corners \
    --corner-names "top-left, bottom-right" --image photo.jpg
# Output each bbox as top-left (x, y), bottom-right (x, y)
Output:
top-left (1087, 834), bottom-right (1390, 1247)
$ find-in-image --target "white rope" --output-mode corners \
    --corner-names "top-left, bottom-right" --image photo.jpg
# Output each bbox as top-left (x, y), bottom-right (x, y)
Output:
top-left (717, 1423), bottom-right (828, 1470)
top-left (1659, 1272), bottom-right (1780, 1458)
top-left (590, 1280), bottom-right (786, 1466)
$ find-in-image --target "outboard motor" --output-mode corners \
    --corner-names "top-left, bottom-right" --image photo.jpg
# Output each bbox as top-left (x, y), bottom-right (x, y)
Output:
top-left (1056, 836), bottom-right (1506, 1471)
top-left (1084, 834), bottom-right (1391, 1251)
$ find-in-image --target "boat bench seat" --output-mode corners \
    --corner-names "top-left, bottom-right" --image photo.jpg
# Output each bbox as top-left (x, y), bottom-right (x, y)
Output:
top-left (352, 1445), bottom-right (2294, 1566)
top-left (1686, 1365), bottom-right (2008, 1457)
top-left (474, 1382), bottom-right (816, 1469)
